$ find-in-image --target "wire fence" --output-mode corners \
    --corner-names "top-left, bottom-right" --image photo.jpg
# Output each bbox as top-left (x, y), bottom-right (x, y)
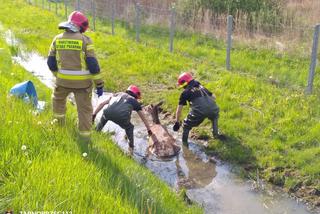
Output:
top-left (25, 0), bottom-right (320, 93)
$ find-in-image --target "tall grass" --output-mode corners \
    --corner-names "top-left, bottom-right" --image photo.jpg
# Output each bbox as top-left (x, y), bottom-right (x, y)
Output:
top-left (0, 38), bottom-right (201, 212)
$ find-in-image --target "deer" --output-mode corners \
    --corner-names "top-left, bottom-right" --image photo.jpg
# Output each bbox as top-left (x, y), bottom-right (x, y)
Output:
top-left (144, 101), bottom-right (180, 158)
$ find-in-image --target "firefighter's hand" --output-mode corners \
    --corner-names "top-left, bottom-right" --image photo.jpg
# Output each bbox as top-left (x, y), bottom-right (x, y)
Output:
top-left (92, 114), bottom-right (96, 123)
top-left (96, 87), bottom-right (104, 97)
top-left (173, 121), bottom-right (180, 131)
top-left (147, 129), bottom-right (153, 136)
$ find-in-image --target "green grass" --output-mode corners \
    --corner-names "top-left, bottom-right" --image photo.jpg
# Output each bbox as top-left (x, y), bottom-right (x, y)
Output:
top-left (0, 37), bottom-right (201, 212)
top-left (0, 0), bottom-right (320, 203)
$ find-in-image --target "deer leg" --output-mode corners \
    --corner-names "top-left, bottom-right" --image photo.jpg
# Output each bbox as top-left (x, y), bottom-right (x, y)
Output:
top-left (151, 105), bottom-right (161, 124)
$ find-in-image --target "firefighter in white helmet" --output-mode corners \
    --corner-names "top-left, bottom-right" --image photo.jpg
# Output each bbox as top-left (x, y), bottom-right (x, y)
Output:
top-left (47, 11), bottom-right (104, 144)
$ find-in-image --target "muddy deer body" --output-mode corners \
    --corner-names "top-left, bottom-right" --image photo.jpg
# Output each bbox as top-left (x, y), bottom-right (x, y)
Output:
top-left (144, 102), bottom-right (180, 158)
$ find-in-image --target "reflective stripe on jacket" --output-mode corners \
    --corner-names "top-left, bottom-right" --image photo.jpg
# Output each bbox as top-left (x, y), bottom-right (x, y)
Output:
top-left (48, 31), bottom-right (104, 89)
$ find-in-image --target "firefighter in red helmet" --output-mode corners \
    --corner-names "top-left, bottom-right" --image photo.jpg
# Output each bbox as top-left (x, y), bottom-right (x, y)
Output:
top-left (47, 11), bottom-right (104, 145)
top-left (173, 72), bottom-right (225, 146)
top-left (92, 85), bottom-right (153, 149)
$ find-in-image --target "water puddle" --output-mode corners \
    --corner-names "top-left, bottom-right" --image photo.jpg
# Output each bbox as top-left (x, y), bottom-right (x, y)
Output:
top-left (3, 28), bottom-right (318, 214)
top-left (4, 30), bottom-right (55, 89)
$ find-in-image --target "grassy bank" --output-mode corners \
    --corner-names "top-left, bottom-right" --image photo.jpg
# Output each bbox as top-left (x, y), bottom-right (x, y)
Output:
top-left (0, 0), bottom-right (319, 206)
top-left (0, 38), bottom-right (201, 212)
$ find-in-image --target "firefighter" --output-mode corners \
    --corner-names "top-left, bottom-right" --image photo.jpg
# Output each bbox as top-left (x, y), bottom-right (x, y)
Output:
top-left (47, 11), bottom-right (104, 142)
top-left (173, 72), bottom-right (225, 146)
top-left (92, 85), bottom-right (153, 149)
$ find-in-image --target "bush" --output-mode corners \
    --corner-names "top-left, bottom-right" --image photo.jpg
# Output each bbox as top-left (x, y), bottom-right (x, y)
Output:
top-left (178, 0), bottom-right (284, 33)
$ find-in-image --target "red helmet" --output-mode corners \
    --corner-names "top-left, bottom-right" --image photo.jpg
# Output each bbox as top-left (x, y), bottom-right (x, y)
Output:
top-left (177, 72), bottom-right (193, 87)
top-left (69, 11), bottom-right (89, 32)
top-left (127, 85), bottom-right (141, 99)
top-left (59, 11), bottom-right (89, 33)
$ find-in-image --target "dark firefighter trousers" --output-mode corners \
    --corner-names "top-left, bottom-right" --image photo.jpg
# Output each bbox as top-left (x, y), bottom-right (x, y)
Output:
top-left (182, 109), bottom-right (219, 143)
top-left (96, 109), bottom-right (134, 147)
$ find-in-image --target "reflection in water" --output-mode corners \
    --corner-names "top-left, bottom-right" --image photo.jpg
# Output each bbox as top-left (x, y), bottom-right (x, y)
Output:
top-left (5, 29), bottom-right (317, 214)
top-left (187, 165), bottom-right (313, 214)
top-left (176, 145), bottom-right (216, 189)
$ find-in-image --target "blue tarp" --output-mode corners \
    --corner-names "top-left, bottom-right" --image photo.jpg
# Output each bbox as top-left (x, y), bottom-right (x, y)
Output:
top-left (9, 81), bottom-right (38, 106)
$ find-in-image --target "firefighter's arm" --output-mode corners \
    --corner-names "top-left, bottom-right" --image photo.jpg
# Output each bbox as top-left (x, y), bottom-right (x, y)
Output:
top-left (137, 110), bottom-right (152, 135)
top-left (138, 110), bottom-right (159, 143)
top-left (173, 105), bottom-right (183, 131)
top-left (84, 36), bottom-right (104, 89)
top-left (93, 97), bottom-right (111, 116)
top-left (175, 105), bottom-right (183, 122)
top-left (47, 38), bottom-right (58, 76)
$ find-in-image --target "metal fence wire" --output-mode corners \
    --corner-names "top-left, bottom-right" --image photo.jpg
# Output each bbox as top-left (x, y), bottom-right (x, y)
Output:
top-left (26, 0), bottom-right (320, 93)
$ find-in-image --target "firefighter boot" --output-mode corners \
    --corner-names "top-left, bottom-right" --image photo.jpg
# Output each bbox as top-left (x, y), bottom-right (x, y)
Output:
top-left (182, 128), bottom-right (190, 147)
top-left (212, 118), bottom-right (226, 141)
top-left (125, 125), bottom-right (134, 149)
top-left (57, 117), bottom-right (66, 126)
top-left (78, 134), bottom-right (92, 154)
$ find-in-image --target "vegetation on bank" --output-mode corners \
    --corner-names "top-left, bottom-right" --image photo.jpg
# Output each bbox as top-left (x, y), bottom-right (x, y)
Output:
top-left (0, 0), bottom-right (319, 206)
top-left (178, 0), bottom-right (284, 32)
top-left (0, 38), bottom-right (201, 212)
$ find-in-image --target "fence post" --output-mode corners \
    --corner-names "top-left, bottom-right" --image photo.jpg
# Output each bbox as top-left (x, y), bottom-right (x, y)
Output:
top-left (135, 3), bottom-right (141, 42)
top-left (76, 0), bottom-right (80, 11)
top-left (226, 15), bottom-right (233, 70)
top-left (169, 4), bottom-right (176, 53)
top-left (111, 0), bottom-right (115, 35)
top-left (55, 1), bottom-right (58, 15)
top-left (64, 0), bottom-right (68, 19)
top-left (42, 0), bottom-right (44, 9)
top-left (306, 24), bottom-right (320, 94)
top-left (48, 0), bottom-right (51, 11)
top-left (91, 0), bottom-right (96, 31)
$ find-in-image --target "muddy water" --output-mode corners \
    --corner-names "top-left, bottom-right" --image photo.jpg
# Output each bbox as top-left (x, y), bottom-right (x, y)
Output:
top-left (93, 95), bottom-right (314, 214)
top-left (3, 29), bottom-right (318, 214)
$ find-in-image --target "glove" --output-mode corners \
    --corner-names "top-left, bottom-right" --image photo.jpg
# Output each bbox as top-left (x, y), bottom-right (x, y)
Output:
top-left (147, 129), bottom-right (153, 136)
top-left (173, 121), bottom-right (180, 131)
top-left (92, 114), bottom-right (96, 123)
top-left (96, 87), bottom-right (103, 97)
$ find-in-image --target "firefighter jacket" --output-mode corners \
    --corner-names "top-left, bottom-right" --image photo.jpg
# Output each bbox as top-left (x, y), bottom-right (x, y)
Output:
top-left (47, 31), bottom-right (104, 89)
top-left (179, 80), bottom-right (219, 116)
top-left (103, 92), bottom-right (142, 122)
